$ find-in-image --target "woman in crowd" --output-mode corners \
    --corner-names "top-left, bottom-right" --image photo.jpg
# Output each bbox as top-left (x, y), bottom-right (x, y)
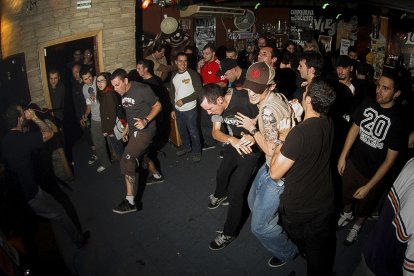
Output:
top-left (96, 72), bottom-right (124, 160)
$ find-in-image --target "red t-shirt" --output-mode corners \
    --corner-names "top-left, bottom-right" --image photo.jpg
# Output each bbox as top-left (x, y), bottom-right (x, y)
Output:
top-left (200, 58), bottom-right (227, 85)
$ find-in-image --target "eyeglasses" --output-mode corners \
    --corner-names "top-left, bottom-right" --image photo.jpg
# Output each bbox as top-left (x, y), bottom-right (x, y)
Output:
top-left (97, 79), bottom-right (106, 83)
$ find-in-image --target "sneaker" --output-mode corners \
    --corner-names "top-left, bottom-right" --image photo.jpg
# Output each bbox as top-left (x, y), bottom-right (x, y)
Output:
top-left (268, 256), bottom-right (287, 268)
top-left (176, 148), bottom-right (191, 157)
top-left (208, 194), bottom-right (227, 209)
top-left (344, 227), bottom-right (359, 246)
top-left (88, 154), bottom-right (98, 165)
top-left (337, 212), bottom-right (354, 228)
top-left (202, 144), bottom-right (216, 151)
top-left (192, 153), bottom-right (201, 163)
top-left (146, 175), bottom-right (165, 185)
top-left (221, 198), bottom-right (229, 206)
top-left (96, 166), bottom-right (106, 173)
top-left (209, 233), bottom-right (234, 250)
top-left (368, 211), bottom-right (380, 221)
top-left (112, 199), bottom-right (137, 214)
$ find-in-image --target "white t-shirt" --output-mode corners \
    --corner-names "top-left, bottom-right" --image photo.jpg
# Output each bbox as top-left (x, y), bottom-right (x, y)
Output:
top-left (82, 77), bottom-right (101, 121)
top-left (172, 71), bottom-right (197, 112)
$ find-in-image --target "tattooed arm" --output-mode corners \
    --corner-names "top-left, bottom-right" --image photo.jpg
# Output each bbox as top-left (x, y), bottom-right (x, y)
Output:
top-left (24, 109), bottom-right (54, 142)
top-left (237, 107), bottom-right (279, 157)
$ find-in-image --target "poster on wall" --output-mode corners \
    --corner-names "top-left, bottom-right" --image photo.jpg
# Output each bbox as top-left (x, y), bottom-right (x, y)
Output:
top-left (335, 16), bottom-right (359, 51)
top-left (319, 35), bottom-right (332, 53)
top-left (194, 18), bottom-right (216, 56)
top-left (340, 39), bottom-right (351, 55)
top-left (289, 9), bottom-right (315, 46)
top-left (179, 19), bottom-right (192, 31)
top-left (370, 16), bottom-right (388, 79)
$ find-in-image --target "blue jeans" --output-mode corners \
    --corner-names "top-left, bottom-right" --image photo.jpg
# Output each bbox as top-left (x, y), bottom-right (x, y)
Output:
top-left (175, 107), bottom-right (201, 154)
top-left (248, 164), bottom-right (298, 261)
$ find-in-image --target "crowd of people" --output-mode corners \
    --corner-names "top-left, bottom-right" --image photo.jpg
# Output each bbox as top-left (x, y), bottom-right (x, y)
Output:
top-left (1, 37), bottom-right (414, 275)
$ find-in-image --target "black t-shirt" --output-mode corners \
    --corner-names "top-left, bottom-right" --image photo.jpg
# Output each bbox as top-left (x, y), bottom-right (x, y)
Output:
top-left (143, 76), bottom-right (172, 113)
top-left (354, 79), bottom-right (376, 101)
top-left (350, 98), bottom-right (405, 178)
top-left (279, 116), bottom-right (334, 214)
top-left (231, 69), bottom-right (247, 88)
top-left (276, 68), bottom-right (297, 100)
top-left (71, 77), bottom-right (86, 121)
top-left (213, 89), bottom-right (258, 139)
top-left (122, 81), bottom-right (159, 134)
top-left (1, 131), bottom-right (43, 201)
top-left (328, 81), bottom-right (355, 124)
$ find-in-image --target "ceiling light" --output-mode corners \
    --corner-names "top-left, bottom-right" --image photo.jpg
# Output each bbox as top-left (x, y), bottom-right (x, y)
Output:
top-left (142, 0), bottom-right (152, 9)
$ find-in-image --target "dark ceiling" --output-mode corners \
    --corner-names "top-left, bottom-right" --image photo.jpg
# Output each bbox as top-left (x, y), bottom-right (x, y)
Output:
top-left (198, 0), bottom-right (414, 19)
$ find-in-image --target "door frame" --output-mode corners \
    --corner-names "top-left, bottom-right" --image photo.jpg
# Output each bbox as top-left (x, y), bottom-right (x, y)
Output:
top-left (38, 30), bottom-right (103, 179)
top-left (38, 30), bottom-right (104, 109)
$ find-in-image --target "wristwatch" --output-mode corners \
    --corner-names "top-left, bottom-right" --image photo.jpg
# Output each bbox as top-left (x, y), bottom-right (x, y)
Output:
top-left (143, 118), bottom-right (150, 124)
top-left (250, 128), bottom-right (259, 136)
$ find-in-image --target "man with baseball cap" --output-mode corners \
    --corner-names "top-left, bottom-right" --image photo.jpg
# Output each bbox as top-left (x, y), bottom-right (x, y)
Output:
top-left (236, 61), bottom-right (300, 268)
top-left (216, 58), bottom-right (247, 89)
top-left (330, 55), bottom-right (364, 185)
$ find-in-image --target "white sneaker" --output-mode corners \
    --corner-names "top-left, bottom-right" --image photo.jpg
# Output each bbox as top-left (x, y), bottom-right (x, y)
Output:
top-left (97, 166), bottom-right (106, 173)
top-left (88, 154), bottom-right (98, 165)
top-left (337, 212), bottom-right (354, 228)
top-left (344, 228), bottom-right (359, 246)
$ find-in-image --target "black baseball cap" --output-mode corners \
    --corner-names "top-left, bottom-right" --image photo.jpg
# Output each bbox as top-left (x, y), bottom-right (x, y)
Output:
top-left (336, 55), bottom-right (353, 67)
top-left (216, 58), bottom-right (238, 76)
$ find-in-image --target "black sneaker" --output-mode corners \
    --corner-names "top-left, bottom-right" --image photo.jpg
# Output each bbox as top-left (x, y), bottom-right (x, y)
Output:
top-left (221, 198), bottom-right (229, 206)
top-left (209, 233), bottom-right (234, 250)
top-left (112, 199), bottom-right (137, 214)
top-left (202, 144), bottom-right (216, 151)
top-left (337, 212), bottom-right (354, 229)
top-left (176, 148), bottom-right (191, 156)
top-left (268, 256), bottom-right (286, 268)
top-left (88, 154), bottom-right (98, 165)
top-left (146, 175), bottom-right (165, 185)
top-left (192, 153), bottom-right (201, 163)
top-left (208, 194), bottom-right (227, 209)
top-left (344, 228), bottom-right (359, 246)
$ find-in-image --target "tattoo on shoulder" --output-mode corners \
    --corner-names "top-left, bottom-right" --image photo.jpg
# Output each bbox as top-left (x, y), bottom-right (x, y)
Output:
top-left (261, 107), bottom-right (278, 143)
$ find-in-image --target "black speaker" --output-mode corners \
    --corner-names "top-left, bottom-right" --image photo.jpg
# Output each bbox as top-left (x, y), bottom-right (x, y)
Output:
top-left (0, 53), bottom-right (31, 112)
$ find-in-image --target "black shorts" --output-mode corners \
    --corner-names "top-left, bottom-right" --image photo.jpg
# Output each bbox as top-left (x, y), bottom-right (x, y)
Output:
top-left (342, 159), bottom-right (387, 217)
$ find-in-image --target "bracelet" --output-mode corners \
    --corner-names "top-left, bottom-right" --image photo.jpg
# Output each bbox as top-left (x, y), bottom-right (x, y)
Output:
top-left (143, 118), bottom-right (149, 124)
top-left (275, 139), bottom-right (284, 145)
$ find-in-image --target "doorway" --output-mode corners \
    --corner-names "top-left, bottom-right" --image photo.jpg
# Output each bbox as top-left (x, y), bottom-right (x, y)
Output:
top-left (38, 31), bottom-right (104, 110)
top-left (44, 36), bottom-right (94, 88)
top-left (38, 31), bottom-right (104, 178)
